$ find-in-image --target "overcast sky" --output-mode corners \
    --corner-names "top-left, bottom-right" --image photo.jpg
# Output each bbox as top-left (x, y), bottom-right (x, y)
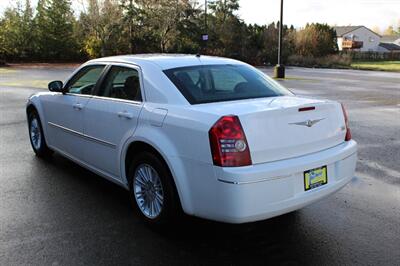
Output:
top-left (0, 0), bottom-right (399, 32)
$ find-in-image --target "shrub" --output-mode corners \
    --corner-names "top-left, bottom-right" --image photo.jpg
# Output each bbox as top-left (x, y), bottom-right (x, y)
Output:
top-left (287, 54), bottom-right (352, 68)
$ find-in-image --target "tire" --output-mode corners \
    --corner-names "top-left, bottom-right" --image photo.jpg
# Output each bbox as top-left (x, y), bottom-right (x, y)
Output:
top-left (128, 151), bottom-right (181, 226)
top-left (28, 110), bottom-right (53, 157)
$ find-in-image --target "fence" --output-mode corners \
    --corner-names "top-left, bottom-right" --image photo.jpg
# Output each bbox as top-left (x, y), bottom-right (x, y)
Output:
top-left (341, 51), bottom-right (400, 61)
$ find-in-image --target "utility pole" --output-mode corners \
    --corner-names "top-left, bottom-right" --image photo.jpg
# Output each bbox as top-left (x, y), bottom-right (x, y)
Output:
top-left (274, 0), bottom-right (285, 78)
top-left (205, 0), bottom-right (207, 32)
top-left (201, 0), bottom-right (208, 54)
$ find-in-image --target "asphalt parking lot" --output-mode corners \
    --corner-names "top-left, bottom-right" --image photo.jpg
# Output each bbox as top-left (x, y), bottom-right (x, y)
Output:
top-left (1, 65), bottom-right (399, 265)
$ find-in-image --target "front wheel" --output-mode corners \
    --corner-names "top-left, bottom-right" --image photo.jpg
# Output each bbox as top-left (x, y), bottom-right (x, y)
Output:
top-left (128, 152), bottom-right (181, 226)
top-left (28, 111), bottom-right (52, 157)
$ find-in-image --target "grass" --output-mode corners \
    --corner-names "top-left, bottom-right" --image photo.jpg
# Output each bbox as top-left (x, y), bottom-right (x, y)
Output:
top-left (0, 80), bottom-right (48, 88)
top-left (351, 61), bottom-right (400, 72)
top-left (0, 68), bottom-right (16, 74)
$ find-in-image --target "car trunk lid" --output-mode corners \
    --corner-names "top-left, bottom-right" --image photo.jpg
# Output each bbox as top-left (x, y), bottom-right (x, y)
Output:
top-left (194, 96), bottom-right (346, 164)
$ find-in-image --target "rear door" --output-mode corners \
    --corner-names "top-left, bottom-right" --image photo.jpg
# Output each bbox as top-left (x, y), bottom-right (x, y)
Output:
top-left (43, 65), bottom-right (106, 160)
top-left (82, 64), bottom-right (143, 179)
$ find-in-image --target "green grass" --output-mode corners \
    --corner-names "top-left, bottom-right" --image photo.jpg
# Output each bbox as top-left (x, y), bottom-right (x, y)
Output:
top-left (351, 61), bottom-right (400, 72)
top-left (0, 80), bottom-right (48, 88)
top-left (0, 68), bottom-right (16, 74)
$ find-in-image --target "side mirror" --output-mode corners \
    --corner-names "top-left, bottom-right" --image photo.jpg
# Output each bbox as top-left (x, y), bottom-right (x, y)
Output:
top-left (48, 80), bottom-right (64, 92)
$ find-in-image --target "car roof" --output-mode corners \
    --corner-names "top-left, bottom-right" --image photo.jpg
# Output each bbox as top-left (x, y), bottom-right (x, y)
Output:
top-left (88, 54), bottom-right (246, 70)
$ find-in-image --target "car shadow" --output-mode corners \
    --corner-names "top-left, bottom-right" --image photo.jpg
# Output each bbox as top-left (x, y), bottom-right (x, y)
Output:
top-left (30, 153), bottom-right (316, 265)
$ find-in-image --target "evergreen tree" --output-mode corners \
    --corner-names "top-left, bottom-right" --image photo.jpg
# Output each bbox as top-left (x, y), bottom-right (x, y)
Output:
top-left (20, 0), bottom-right (34, 58)
top-left (34, 0), bottom-right (77, 60)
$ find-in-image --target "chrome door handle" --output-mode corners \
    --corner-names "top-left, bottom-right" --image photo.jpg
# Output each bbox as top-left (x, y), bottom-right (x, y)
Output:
top-left (117, 111), bottom-right (133, 119)
top-left (73, 103), bottom-right (83, 110)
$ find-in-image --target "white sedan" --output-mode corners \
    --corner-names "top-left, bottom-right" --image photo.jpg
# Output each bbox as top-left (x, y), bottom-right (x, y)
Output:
top-left (26, 54), bottom-right (357, 225)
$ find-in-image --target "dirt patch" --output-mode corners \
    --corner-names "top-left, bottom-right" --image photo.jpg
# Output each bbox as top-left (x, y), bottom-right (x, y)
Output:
top-left (6, 63), bottom-right (81, 69)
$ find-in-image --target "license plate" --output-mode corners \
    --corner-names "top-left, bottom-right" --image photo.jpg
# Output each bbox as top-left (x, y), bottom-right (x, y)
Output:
top-left (304, 166), bottom-right (328, 191)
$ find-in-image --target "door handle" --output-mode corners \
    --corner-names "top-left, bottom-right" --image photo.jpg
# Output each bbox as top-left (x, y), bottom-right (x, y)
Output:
top-left (117, 111), bottom-right (133, 119)
top-left (73, 103), bottom-right (83, 110)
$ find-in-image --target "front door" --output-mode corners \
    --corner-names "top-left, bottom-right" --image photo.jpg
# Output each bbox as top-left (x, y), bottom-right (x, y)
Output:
top-left (83, 65), bottom-right (143, 179)
top-left (42, 65), bottom-right (106, 160)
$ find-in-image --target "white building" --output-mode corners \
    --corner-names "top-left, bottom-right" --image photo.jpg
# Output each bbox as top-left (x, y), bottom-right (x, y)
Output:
top-left (380, 35), bottom-right (400, 46)
top-left (377, 42), bottom-right (400, 52)
top-left (377, 35), bottom-right (400, 52)
top-left (333, 26), bottom-right (381, 52)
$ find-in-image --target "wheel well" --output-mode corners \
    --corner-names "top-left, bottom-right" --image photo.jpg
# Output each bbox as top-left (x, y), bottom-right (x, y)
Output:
top-left (26, 104), bottom-right (37, 116)
top-left (125, 141), bottom-right (183, 210)
top-left (125, 141), bottom-right (170, 184)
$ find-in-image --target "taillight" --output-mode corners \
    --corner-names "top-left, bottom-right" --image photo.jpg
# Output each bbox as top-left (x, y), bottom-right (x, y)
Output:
top-left (341, 103), bottom-right (352, 141)
top-left (209, 115), bottom-right (252, 167)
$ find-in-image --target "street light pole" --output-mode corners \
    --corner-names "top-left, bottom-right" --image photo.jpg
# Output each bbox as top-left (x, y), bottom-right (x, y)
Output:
top-left (205, 0), bottom-right (207, 32)
top-left (200, 0), bottom-right (208, 55)
top-left (274, 0), bottom-right (285, 78)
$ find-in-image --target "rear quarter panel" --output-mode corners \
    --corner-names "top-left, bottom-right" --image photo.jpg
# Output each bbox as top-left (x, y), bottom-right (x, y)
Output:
top-left (121, 103), bottom-right (219, 215)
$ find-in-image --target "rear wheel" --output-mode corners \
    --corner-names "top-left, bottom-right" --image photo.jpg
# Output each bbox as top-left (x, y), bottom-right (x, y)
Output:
top-left (28, 111), bottom-right (52, 157)
top-left (128, 152), bottom-right (181, 226)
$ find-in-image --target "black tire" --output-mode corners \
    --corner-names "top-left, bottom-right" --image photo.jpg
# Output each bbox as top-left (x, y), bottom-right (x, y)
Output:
top-left (28, 110), bottom-right (53, 158)
top-left (128, 151), bottom-right (181, 226)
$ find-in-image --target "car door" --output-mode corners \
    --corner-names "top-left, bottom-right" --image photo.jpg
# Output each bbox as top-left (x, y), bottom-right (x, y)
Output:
top-left (43, 64), bottom-right (106, 160)
top-left (82, 64), bottom-right (144, 179)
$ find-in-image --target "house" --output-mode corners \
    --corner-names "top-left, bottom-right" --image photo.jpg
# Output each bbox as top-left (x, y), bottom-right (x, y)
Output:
top-left (377, 42), bottom-right (400, 52)
top-left (380, 35), bottom-right (400, 46)
top-left (333, 26), bottom-right (381, 52)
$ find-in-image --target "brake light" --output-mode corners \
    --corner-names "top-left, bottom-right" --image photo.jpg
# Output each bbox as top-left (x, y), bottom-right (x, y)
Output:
top-left (341, 103), bottom-right (352, 141)
top-left (209, 116), bottom-right (252, 167)
top-left (299, 106), bottom-right (315, 112)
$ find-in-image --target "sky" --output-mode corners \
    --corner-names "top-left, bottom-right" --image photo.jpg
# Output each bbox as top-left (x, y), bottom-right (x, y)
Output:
top-left (0, 0), bottom-right (399, 32)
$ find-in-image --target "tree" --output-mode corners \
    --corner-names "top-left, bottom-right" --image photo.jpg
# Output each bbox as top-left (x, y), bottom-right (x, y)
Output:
top-left (172, 0), bottom-right (202, 54)
top-left (207, 0), bottom-right (243, 57)
top-left (397, 19), bottom-right (400, 34)
top-left (120, 0), bottom-right (141, 53)
top-left (136, 0), bottom-right (194, 53)
top-left (383, 25), bottom-right (396, 36)
top-left (34, 0), bottom-right (77, 60)
top-left (79, 0), bottom-right (124, 57)
top-left (295, 23), bottom-right (337, 57)
top-left (0, 0), bottom-right (35, 59)
top-left (34, 0), bottom-right (50, 58)
top-left (21, 0), bottom-right (34, 57)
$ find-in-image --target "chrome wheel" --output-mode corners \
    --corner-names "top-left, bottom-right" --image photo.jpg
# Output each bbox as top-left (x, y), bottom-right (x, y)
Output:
top-left (133, 164), bottom-right (164, 219)
top-left (30, 117), bottom-right (41, 150)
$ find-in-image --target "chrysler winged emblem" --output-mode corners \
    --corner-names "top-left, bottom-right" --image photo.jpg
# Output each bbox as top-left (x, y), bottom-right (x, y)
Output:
top-left (289, 118), bottom-right (325, 127)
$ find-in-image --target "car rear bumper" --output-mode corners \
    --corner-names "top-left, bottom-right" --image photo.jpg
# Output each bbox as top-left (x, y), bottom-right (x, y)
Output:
top-left (193, 140), bottom-right (357, 223)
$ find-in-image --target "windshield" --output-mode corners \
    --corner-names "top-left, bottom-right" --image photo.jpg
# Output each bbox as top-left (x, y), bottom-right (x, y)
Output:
top-left (164, 64), bottom-right (292, 104)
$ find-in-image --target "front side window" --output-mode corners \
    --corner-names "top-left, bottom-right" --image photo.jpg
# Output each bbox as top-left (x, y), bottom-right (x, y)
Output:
top-left (98, 66), bottom-right (142, 102)
top-left (164, 64), bottom-right (291, 104)
top-left (65, 65), bottom-right (105, 95)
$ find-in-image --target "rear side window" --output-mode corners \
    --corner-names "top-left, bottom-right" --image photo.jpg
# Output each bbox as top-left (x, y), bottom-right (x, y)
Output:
top-left (164, 64), bottom-right (291, 104)
top-left (98, 66), bottom-right (142, 102)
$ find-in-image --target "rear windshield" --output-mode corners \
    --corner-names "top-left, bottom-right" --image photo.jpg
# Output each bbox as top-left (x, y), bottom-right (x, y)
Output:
top-left (164, 64), bottom-right (291, 104)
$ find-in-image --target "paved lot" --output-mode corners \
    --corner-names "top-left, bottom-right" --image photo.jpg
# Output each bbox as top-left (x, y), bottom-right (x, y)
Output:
top-left (1, 65), bottom-right (399, 265)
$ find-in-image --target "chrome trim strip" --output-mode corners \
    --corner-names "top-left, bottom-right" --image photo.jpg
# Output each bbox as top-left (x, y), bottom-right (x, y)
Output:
top-left (62, 93), bottom-right (142, 105)
top-left (90, 95), bottom-right (142, 105)
top-left (48, 122), bottom-right (116, 148)
top-left (64, 93), bottom-right (93, 98)
top-left (48, 121), bottom-right (81, 136)
top-left (218, 149), bottom-right (357, 185)
top-left (217, 174), bottom-right (291, 185)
